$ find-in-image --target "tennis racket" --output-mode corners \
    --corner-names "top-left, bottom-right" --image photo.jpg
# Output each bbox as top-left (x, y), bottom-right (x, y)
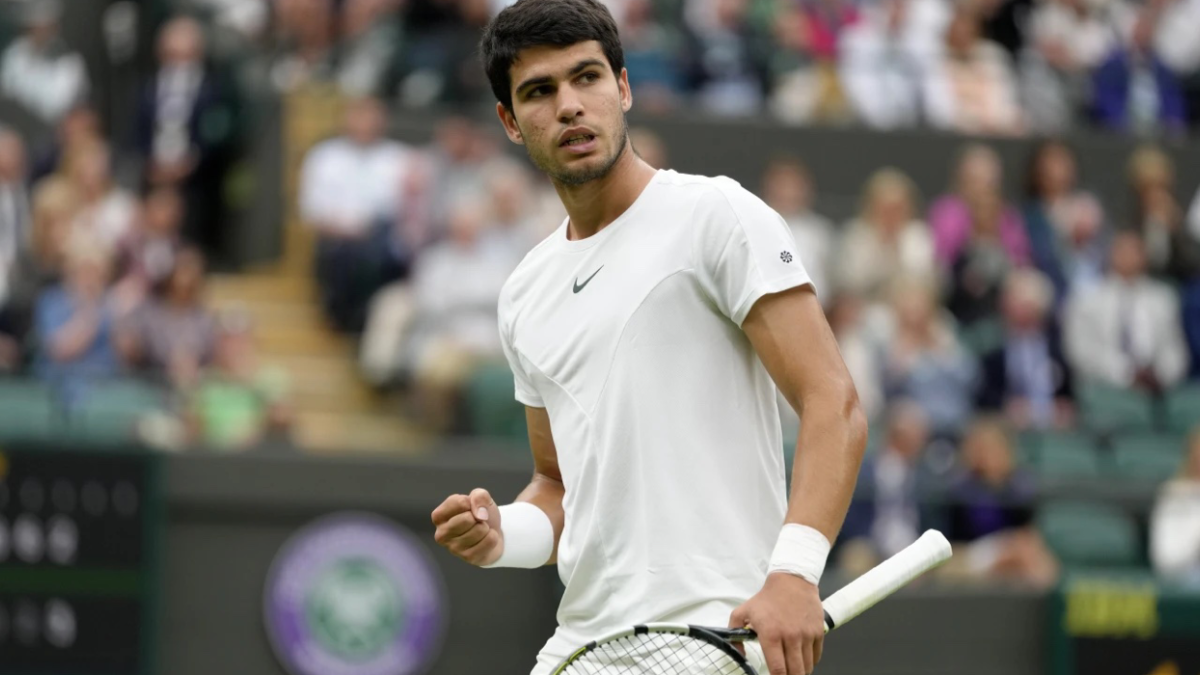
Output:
top-left (550, 529), bottom-right (953, 675)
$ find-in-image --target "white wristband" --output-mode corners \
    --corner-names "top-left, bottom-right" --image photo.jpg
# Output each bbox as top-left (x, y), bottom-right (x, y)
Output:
top-left (482, 502), bottom-right (554, 569)
top-left (768, 524), bottom-right (831, 586)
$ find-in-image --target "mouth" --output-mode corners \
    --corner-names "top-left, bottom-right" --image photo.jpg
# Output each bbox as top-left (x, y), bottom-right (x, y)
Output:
top-left (559, 133), bottom-right (598, 154)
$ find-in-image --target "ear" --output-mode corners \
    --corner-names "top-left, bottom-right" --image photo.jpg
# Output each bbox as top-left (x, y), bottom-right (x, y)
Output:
top-left (496, 102), bottom-right (525, 145)
top-left (618, 67), bottom-right (633, 113)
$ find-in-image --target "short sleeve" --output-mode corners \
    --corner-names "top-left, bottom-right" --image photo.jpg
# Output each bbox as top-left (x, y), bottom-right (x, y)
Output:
top-left (498, 296), bottom-right (544, 408)
top-left (692, 181), bottom-right (815, 327)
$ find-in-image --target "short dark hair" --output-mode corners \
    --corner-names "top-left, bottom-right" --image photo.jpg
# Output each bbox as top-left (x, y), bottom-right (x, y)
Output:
top-left (480, 0), bottom-right (625, 112)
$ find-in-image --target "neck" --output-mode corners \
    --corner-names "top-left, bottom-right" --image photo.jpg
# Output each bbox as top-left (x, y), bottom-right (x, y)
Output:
top-left (556, 145), bottom-right (657, 241)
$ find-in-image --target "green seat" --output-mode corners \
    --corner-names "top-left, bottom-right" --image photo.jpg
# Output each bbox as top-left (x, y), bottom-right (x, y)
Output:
top-left (1164, 384), bottom-right (1200, 434)
top-left (1078, 381), bottom-right (1156, 434)
top-left (71, 380), bottom-right (168, 444)
top-left (463, 362), bottom-right (528, 441)
top-left (1111, 433), bottom-right (1185, 482)
top-left (1037, 500), bottom-right (1140, 568)
top-left (0, 379), bottom-right (57, 442)
top-left (1032, 432), bottom-right (1101, 478)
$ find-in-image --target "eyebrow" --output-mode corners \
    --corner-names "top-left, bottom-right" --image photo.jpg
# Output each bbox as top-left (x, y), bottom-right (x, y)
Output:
top-left (515, 58), bottom-right (607, 97)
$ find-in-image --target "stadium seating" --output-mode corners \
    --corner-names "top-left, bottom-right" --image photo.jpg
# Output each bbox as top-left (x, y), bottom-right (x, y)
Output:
top-left (0, 378), bottom-right (58, 443)
top-left (1037, 500), bottom-right (1141, 569)
top-left (1077, 382), bottom-right (1157, 435)
top-left (1110, 433), bottom-right (1185, 482)
top-left (1029, 431), bottom-right (1102, 479)
top-left (1164, 384), bottom-right (1200, 435)
top-left (463, 362), bottom-right (527, 442)
top-left (68, 380), bottom-right (170, 445)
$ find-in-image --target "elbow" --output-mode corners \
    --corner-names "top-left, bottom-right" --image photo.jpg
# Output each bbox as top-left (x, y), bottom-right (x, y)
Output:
top-left (842, 384), bottom-right (870, 464)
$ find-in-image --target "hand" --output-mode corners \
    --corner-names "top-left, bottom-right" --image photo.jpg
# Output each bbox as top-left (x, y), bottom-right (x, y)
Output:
top-left (431, 488), bottom-right (503, 566)
top-left (729, 573), bottom-right (825, 675)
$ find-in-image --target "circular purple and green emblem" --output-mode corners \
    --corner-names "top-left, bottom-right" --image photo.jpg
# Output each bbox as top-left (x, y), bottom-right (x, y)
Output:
top-left (264, 513), bottom-right (446, 675)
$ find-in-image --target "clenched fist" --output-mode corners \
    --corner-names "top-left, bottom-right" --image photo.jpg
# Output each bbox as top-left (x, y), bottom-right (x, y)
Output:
top-left (431, 488), bottom-right (503, 566)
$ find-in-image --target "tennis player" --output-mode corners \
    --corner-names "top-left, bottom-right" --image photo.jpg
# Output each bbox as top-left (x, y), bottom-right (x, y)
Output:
top-left (430, 1), bottom-right (868, 673)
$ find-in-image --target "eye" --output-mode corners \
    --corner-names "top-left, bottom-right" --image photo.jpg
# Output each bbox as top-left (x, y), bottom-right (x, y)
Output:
top-left (528, 85), bottom-right (552, 99)
top-left (579, 72), bottom-right (599, 84)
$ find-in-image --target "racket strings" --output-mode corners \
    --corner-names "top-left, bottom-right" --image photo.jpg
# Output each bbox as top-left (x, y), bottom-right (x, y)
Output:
top-left (561, 632), bottom-right (749, 675)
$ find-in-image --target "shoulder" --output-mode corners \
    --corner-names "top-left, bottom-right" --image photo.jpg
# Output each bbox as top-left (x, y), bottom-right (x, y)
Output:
top-left (496, 225), bottom-right (565, 327)
top-left (658, 170), bottom-right (773, 218)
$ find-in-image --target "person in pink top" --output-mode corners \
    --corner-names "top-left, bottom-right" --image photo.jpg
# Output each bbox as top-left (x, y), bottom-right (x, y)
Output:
top-left (929, 143), bottom-right (1030, 270)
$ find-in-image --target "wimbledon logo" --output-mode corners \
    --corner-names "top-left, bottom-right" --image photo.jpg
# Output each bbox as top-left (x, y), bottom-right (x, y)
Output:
top-left (265, 513), bottom-right (447, 675)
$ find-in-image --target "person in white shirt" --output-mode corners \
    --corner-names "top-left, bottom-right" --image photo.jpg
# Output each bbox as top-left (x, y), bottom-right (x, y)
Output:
top-left (1151, 428), bottom-right (1200, 585)
top-left (923, 6), bottom-right (1025, 136)
top-left (839, 0), bottom-right (935, 130)
top-left (298, 96), bottom-right (413, 331)
top-left (431, 2), bottom-right (868, 674)
top-left (1064, 230), bottom-right (1190, 393)
top-left (0, 0), bottom-right (89, 125)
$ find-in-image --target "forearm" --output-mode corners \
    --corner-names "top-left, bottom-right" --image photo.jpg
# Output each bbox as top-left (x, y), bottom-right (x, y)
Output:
top-left (785, 392), bottom-right (868, 544)
top-left (514, 472), bottom-right (565, 564)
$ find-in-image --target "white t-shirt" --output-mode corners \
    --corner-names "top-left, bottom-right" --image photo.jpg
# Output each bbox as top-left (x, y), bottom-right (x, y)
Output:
top-left (498, 170), bottom-right (813, 671)
top-left (298, 137), bottom-right (411, 234)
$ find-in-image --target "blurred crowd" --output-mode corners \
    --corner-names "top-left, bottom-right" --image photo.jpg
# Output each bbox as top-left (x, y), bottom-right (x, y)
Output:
top-left (1, 0), bottom-right (1200, 583)
top-left (114, 0), bottom-right (1200, 135)
top-left (296, 99), bottom-right (1200, 586)
top-left (0, 4), bottom-right (285, 451)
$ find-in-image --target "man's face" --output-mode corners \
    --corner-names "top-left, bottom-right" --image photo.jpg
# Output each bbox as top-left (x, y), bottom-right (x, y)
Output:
top-left (498, 41), bottom-right (631, 187)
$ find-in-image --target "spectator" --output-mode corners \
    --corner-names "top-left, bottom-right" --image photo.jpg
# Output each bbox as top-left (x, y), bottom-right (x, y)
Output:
top-left (839, 0), bottom-right (927, 130)
top-left (117, 247), bottom-right (217, 389)
top-left (262, 0), bottom-right (338, 92)
top-left (299, 96), bottom-right (414, 332)
top-left (944, 191), bottom-right (1023, 328)
top-left (424, 117), bottom-right (515, 234)
top-left (137, 16), bottom-right (239, 265)
top-left (761, 156), bottom-right (834, 303)
top-left (0, 0), bottom-right (89, 124)
top-left (1020, 139), bottom-right (1108, 299)
top-left (923, 6), bottom-right (1025, 136)
top-left (620, 0), bottom-right (685, 113)
top-left (1125, 146), bottom-right (1200, 282)
top-left (929, 144), bottom-right (1030, 272)
top-left (1064, 231), bottom-right (1190, 393)
top-left (1150, 428), bottom-right (1200, 584)
top-left (114, 186), bottom-right (186, 314)
top-left (33, 241), bottom-right (121, 409)
top-left (64, 139), bottom-right (138, 251)
top-left (945, 417), bottom-right (1059, 589)
top-left (485, 169), bottom-right (541, 256)
top-left (187, 311), bottom-right (291, 451)
top-left (1020, 0), bottom-right (1116, 133)
top-left (681, 0), bottom-right (771, 117)
top-left (842, 401), bottom-right (932, 560)
top-left (882, 276), bottom-right (978, 438)
top-left (0, 130), bottom-right (31, 314)
top-left (30, 104), bottom-right (102, 184)
top-left (1154, 0), bottom-right (1200, 87)
top-left (835, 168), bottom-right (935, 303)
top-left (978, 268), bottom-right (1075, 430)
top-left (29, 175), bottom-right (80, 277)
top-left (336, 0), bottom-right (402, 97)
top-left (402, 200), bottom-right (522, 431)
top-left (1091, 5), bottom-right (1187, 136)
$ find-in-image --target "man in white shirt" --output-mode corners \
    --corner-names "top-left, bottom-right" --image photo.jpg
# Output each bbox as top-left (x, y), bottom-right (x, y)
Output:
top-left (430, 1), bottom-right (868, 674)
top-left (1064, 230), bottom-right (1190, 392)
top-left (298, 96), bottom-right (413, 331)
top-left (0, 0), bottom-right (89, 125)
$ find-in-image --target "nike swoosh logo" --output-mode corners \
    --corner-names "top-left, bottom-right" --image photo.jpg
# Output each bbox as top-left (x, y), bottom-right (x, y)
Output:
top-left (573, 266), bottom-right (604, 294)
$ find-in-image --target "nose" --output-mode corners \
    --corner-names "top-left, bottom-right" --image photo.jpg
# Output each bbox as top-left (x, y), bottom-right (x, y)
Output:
top-left (556, 85), bottom-right (584, 124)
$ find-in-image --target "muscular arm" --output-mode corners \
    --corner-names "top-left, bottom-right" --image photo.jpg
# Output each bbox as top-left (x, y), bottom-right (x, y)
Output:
top-left (742, 285), bottom-right (868, 544)
top-left (515, 406), bottom-right (566, 564)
